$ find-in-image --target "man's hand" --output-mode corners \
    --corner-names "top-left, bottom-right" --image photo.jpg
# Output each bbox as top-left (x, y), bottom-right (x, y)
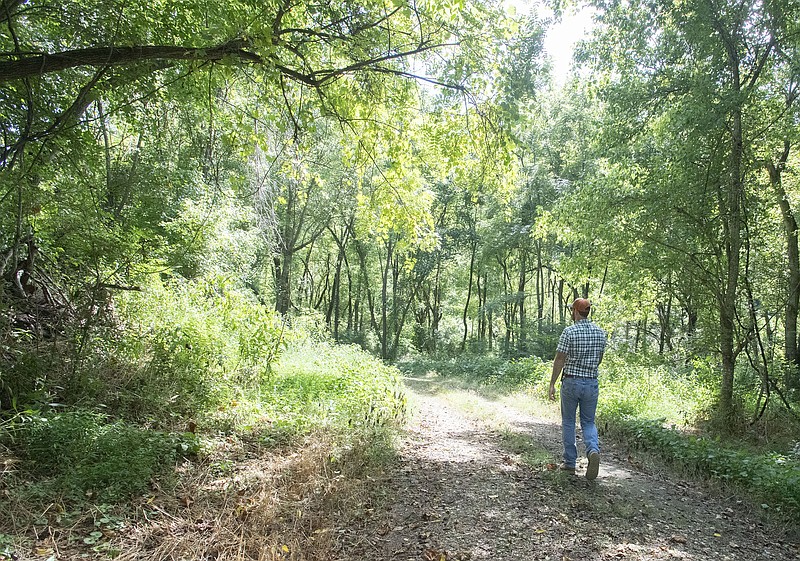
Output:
top-left (548, 383), bottom-right (556, 402)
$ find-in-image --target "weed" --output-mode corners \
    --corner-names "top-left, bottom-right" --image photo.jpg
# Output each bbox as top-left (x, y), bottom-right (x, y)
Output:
top-left (499, 430), bottom-right (552, 468)
top-left (4, 410), bottom-right (192, 502)
top-left (608, 417), bottom-right (800, 516)
top-left (0, 534), bottom-right (15, 560)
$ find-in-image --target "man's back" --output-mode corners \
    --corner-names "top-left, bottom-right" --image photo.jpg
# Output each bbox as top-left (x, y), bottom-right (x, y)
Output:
top-left (557, 319), bottom-right (606, 378)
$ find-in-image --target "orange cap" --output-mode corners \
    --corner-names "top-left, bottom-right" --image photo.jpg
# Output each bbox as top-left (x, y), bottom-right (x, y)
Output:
top-left (569, 298), bottom-right (591, 315)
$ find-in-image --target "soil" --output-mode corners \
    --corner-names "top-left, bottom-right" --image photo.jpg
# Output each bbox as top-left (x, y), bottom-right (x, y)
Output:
top-left (338, 375), bottom-right (800, 561)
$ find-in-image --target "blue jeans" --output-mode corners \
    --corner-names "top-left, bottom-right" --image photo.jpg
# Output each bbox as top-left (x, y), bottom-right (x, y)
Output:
top-left (560, 377), bottom-right (600, 468)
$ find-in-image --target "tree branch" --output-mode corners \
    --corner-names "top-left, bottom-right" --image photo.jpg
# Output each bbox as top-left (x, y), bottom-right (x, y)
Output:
top-left (0, 0), bottom-right (24, 26)
top-left (0, 40), bottom-right (262, 82)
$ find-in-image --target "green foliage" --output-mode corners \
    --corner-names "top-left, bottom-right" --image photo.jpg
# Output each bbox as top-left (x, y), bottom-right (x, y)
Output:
top-left (598, 353), bottom-right (715, 426)
top-left (108, 275), bottom-right (286, 421)
top-left (207, 341), bottom-right (407, 442)
top-left (4, 410), bottom-right (197, 502)
top-left (614, 418), bottom-right (800, 516)
top-left (399, 353), bottom-right (551, 391)
top-left (0, 533), bottom-right (15, 559)
top-left (591, 354), bottom-right (800, 516)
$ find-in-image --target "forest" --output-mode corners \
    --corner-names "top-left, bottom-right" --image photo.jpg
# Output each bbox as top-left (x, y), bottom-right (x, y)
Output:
top-left (1, 0), bottom-right (800, 559)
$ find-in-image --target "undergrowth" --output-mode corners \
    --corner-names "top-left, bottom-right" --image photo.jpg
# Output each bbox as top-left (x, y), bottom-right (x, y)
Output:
top-left (605, 417), bottom-right (800, 515)
top-left (0, 278), bottom-right (406, 560)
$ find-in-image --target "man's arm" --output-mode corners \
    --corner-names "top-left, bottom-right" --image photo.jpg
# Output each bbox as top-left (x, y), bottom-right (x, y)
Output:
top-left (549, 351), bottom-right (567, 401)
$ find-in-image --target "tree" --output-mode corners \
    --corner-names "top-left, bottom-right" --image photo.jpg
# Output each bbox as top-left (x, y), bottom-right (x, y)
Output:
top-left (580, 0), bottom-right (800, 422)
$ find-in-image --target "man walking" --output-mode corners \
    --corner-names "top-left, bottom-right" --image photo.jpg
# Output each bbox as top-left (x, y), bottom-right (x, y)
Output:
top-left (549, 298), bottom-right (606, 480)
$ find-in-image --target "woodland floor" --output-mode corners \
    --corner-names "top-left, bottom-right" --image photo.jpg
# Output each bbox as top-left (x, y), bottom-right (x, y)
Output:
top-left (6, 374), bottom-right (800, 561)
top-left (337, 374), bottom-right (800, 561)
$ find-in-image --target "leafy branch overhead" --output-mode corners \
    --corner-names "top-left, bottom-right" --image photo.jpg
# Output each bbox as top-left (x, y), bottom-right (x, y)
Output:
top-left (0, 1), bottom-right (462, 89)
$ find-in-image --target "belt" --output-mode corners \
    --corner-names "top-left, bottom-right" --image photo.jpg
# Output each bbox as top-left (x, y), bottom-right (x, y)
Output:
top-left (562, 374), bottom-right (597, 379)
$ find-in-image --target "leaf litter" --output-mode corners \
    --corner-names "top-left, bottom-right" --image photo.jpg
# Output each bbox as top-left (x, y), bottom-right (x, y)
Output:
top-left (337, 377), bottom-right (800, 560)
top-left (4, 378), bottom-right (799, 560)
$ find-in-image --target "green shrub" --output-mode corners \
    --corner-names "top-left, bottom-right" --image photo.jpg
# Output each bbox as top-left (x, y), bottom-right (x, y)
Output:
top-left (598, 354), bottom-right (714, 427)
top-left (6, 410), bottom-right (196, 502)
top-left (108, 275), bottom-right (286, 421)
top-left (615, 418), bottom-right (800, 515)
top-left (206, 341), bottom-right (407, 442)
top-left (397, 353), bottom-right (550, 391)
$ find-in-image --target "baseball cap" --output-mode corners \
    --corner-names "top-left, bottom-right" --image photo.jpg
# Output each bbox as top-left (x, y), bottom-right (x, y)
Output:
top-left (568, 298), bottom-right (591, 314)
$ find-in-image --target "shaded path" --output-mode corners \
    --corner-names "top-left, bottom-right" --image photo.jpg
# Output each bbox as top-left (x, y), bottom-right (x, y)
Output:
top-left (341, 376), bottom-right (800, 561)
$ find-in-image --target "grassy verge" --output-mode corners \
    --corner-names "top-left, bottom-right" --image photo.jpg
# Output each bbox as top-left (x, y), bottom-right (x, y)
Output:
top-left (0, 339), bottom-right (405, 560)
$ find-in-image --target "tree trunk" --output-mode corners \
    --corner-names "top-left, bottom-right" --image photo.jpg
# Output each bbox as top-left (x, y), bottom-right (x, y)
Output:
top-left (477, 271), bottom-right (486, 343)
top-left (274, 252), bottom-right (292, 315)
top-left (517, 249), bottom-right (527, 351)
top-left (657, 295), bottom-right (673, 354)
top-left (431, 255), bottom-right (442, 351)
top-left (484, 272), bottom-right (492, 351)
top-left (536, 241), bottom-right (544, 334)
top-left (461, 238), bottom-right (477, 351)
top-left (380, 238), bottom-right (394, 360)
top-left (498, 256), bottom-right (513, 352)
top-left (327, 224), bottom-right (351, 340)
top-left (766, 142), bottom-right (800, 387)
top-left (711, 6), bottom-right (752, 425)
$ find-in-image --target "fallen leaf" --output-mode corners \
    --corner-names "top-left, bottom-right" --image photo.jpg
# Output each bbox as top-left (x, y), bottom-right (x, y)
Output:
top-left (423, 548), bottom-right (447, 561)
top-left (670, 534), bottom-right (687, 544)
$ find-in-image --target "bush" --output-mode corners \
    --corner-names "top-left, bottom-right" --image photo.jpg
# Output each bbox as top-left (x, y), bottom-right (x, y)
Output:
top-left (5, 410), bottom-right (197, 501)
top-left (204, 341), bottom-right (408, 442)
top-left (598, 354), bottom-right (714, 427)
top-left (397, 353), bottom-right (550, 392)
top-left (108, 275), bottom-right (286, 422)
top-left (615, 418), bottom-right (800, 515)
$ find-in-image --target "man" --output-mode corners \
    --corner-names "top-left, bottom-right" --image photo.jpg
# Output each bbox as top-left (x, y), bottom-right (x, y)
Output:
top-left (549, 297), bottom-right (606, 480)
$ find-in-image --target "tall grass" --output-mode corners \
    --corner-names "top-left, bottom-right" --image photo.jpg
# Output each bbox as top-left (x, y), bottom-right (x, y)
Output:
top-left (204, 340), bottom-right (408, 445)
top-left (1, 277), bottom-right (406, 513)
top-left (598, 353), bottom-right (715, 427)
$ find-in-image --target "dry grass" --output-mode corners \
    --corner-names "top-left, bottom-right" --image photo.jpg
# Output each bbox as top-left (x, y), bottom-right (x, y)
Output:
top-left (1, 431), bottom-right (392, 561)
top-left (117, 434), bottom-right (379, 561)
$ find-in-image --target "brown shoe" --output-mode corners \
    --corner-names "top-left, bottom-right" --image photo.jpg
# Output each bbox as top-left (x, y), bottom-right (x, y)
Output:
top-left (586, 451), bottom-right (600, 481)
top-left (559, 464), bottom-right (576, 474)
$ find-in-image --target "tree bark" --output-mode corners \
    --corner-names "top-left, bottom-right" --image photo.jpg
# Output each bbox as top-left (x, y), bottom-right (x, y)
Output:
top-left (461, 237), bottom-right (477, 351)
top-left (380, 238), bottom-right (394, 359)
top-left (517, 249), bottom-right (527, 351)
top-left (766, 142), bottom-right (800, 386)
top-left (0, 42), bottom-right (263, 83)
top-left (536, 241), bottom-right (544, 334)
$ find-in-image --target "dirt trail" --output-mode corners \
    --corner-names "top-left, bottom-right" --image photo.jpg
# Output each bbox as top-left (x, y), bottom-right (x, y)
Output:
top-left (340, 376), bottom-right (800, 561)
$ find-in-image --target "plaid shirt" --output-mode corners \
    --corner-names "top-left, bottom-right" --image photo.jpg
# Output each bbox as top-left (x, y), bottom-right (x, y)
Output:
top-left (556, 319), bottom-right (606, 378)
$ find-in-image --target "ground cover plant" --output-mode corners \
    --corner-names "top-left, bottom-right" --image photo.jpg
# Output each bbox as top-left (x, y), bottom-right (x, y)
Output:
top-left (0, 279), bottom-right (406, 560)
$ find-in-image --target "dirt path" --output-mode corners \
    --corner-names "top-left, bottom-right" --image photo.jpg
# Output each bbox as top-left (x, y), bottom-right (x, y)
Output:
top-left (340, 376), bottom-right (800, 561)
